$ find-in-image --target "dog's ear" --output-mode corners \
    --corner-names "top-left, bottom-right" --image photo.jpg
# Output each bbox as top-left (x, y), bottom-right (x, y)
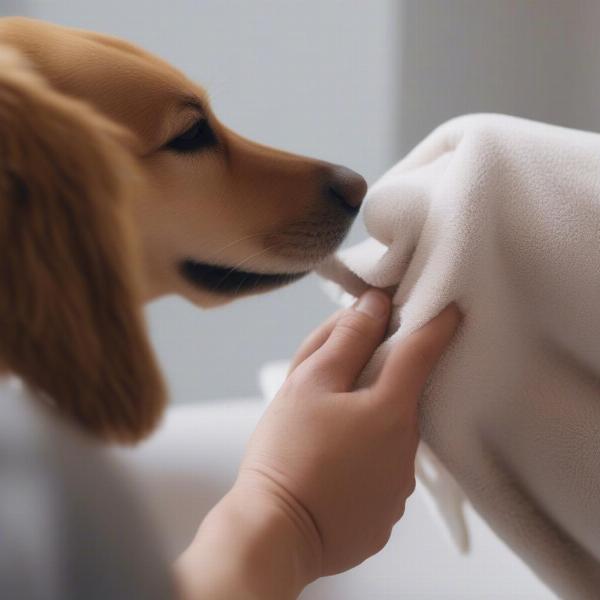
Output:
top-left (0, 48), bottom-right (166, 443)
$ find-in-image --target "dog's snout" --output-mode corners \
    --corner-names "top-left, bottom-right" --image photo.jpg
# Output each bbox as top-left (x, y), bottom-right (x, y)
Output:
top-left (325, 165), bottom-right (367, 213)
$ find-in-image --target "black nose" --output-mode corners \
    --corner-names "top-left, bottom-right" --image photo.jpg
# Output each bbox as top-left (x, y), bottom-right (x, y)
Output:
top-left (325, 165), bottom-right (367, 213)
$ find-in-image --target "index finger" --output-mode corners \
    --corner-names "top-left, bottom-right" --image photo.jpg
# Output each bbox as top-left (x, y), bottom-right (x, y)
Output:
top-left (374, 303), bottom-right (462, 401)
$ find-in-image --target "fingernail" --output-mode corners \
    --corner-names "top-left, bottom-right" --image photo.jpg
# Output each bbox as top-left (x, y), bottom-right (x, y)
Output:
top-left (354, 289), bottom-right (389, 319)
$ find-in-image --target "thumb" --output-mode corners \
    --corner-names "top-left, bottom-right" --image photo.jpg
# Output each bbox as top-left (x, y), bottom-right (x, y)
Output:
top-left (374, 303), bottom-right (462, 402)
top-left (306, 289), bottom-right (391, 392)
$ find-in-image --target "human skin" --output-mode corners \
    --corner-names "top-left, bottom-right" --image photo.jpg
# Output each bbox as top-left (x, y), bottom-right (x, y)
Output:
top-left (175, 290), bottom-right (461, 599)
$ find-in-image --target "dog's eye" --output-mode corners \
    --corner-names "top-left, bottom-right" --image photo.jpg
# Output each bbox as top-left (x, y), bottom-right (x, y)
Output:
top-left (166, 119), bottom-right (217, 153)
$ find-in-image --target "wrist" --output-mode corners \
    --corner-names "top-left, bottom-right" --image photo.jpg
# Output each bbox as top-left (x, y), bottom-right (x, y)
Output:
top-left (176, 483), bottom-right (320, 600)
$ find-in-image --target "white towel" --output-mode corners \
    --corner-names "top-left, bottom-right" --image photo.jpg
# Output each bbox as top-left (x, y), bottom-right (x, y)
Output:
top-left (318, 114), bottom-right (600, 600)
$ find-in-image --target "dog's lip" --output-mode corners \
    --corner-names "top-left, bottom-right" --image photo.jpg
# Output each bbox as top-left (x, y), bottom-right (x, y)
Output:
top-left (179, 259), bottom-right (308, 294)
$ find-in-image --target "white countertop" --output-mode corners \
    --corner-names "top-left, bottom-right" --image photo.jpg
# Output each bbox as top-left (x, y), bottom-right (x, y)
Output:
top-left (118, 399), bottom-right (556, 599)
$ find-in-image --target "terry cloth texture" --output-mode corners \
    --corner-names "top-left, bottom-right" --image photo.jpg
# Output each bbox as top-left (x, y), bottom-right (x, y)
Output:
top-left (318, 114), bottom-right (600, 600)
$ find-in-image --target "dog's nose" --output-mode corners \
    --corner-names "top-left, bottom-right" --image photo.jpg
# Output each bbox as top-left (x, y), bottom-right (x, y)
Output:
top-left (325, 165), bottom-right (367, 213)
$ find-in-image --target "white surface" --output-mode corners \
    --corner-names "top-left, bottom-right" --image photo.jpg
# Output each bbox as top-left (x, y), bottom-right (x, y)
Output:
top-left (118, 400), bottom-right (556, 599)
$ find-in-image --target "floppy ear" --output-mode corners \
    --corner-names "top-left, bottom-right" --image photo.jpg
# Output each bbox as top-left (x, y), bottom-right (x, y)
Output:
top-left (0, 48), bottom-right (166, 443)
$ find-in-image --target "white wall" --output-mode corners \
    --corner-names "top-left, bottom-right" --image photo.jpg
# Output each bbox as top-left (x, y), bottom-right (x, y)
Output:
top-left (18, 0), bottom-right (400, 401)
top-left (397, 0), bottom-right (600, 154)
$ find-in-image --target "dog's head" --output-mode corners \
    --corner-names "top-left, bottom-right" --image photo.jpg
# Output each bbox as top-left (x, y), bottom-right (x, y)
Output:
top-left (0, 17), bottom-right (366, 307)
top-left (0, 17), bottom-right (365, 441)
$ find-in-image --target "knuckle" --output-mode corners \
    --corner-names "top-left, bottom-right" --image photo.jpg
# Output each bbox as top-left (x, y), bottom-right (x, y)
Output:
top-left (282, 366), bottom-right (311, 394)
top-left (295, 358), bottom-right (338, 390)
top-left (335, 311), bottom-right (374, 340)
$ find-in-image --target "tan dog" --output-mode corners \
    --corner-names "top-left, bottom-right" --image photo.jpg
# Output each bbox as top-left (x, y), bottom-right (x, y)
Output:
top-left (0, 17), bottom-right (366, 304)
top-left (0, 18), bottom-right (365, 442)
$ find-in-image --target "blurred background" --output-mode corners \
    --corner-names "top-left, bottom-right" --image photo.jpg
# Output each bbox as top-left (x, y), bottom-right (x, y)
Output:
top-left (3, 0), bottom-right (600, 402)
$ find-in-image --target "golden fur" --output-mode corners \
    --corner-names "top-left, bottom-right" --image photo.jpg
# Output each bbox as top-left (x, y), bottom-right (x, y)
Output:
top-left (0, 48), bottom-right (165, 442)
top-left (0, 18), bottom-right (365, 442)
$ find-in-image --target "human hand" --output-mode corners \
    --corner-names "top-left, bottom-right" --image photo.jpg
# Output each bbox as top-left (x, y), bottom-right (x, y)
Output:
top-left (177, 291), bottom-right (460, 599)
top-left (233, 290), bottom-right (461, 581)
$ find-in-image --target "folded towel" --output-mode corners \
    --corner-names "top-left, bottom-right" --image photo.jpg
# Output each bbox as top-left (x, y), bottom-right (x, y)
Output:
top-left (318, 114), bottom-right (600, 600)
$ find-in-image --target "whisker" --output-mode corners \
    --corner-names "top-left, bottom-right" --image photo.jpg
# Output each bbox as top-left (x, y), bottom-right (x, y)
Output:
top-left (207, 230), bottom-right (272, 259)
top-left (190, 225), bottom-right (283, 264)
top-left (214, 242), bottom-right (286, 291)
top-left (232, 270), bottom-right (253, 295)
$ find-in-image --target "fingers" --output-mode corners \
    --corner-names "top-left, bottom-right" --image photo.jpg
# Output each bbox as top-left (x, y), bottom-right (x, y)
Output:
top-left (305, 289), bottom-right (391, 392)
top-left (288, 308), bottom-right (345, 374)
top-left (374, 303), bottom-right (461, 402)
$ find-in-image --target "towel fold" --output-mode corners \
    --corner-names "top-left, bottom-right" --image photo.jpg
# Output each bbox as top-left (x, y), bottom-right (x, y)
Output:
top-left (318, 114), bottom-right (600, 600)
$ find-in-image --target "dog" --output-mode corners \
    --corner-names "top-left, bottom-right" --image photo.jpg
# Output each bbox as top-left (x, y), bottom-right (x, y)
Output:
top-left (0, 17), bottom-right (366, 442)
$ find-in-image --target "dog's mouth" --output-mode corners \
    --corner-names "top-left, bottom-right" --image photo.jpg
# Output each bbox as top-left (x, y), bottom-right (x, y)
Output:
top-left (179, 259), bottom-right (308, 295)
top-left (178, 206), bottom-right (358, 296)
